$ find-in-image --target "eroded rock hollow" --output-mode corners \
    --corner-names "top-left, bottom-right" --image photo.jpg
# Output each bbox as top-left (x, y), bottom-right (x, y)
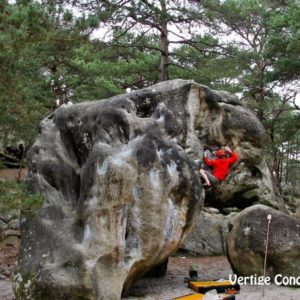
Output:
top-left (13, 80), bottom-right (276, 299)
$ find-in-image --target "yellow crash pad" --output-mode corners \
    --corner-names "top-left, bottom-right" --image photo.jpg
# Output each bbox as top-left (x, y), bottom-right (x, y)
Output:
top-left (172, 293), bottom-right (204, 300)
top-left (188, 280), bottom-right (240, 294)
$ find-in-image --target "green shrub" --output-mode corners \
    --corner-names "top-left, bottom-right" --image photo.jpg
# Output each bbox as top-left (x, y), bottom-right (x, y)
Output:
top-left (0, 180), bottom-right (44, 213)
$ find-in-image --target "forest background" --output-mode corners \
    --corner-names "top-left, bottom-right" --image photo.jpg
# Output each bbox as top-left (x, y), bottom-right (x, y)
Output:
top-left (0, 0), bottom-right (300, 209)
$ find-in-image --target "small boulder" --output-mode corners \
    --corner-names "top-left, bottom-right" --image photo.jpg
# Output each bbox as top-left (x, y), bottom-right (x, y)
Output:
top-left (226, 204), bottom-right (300, 282)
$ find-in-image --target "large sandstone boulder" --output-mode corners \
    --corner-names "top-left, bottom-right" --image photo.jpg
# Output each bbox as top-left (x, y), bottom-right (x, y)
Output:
top-left (13, 80), bottom-right (204, 300)
top-left (13, 80), bottom-right (276, 299)
top-left (226, 204), bottom-right (300, 281)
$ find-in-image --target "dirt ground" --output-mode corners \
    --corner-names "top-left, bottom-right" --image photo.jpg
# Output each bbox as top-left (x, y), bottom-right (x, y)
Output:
top-left (0, 168), bottom-right (25, 300)
top-left (0, 242), bottom-right (19, 300)
top-left (123, 254), bottom-right (300, 300)
top-left (1, 249), bottom-right (300, 300)
top-left (0, 168), bottom-right (28, 181)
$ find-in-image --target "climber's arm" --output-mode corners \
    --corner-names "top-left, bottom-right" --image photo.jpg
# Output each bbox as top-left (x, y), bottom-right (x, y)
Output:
top-left (224, 146), bottom-right (238, 164)
top-left (204, 156), bottom-right (216, 167)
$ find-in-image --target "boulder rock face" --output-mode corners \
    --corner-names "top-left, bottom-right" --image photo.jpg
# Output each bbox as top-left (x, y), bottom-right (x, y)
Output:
top-left (13, 80), bottom-right (276, 299)
top-left (14, 80), bottom-right (204, 300)
top-left (282, 186), bottom-right (300, 216)
top-left (181, 209), bottom-right (238, 256)
top-left (226, 204), bottom-right (300, 281)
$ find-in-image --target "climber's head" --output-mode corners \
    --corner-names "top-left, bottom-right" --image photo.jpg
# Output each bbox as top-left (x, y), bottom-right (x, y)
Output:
top-left (215, 149), bottom-right (225, 158)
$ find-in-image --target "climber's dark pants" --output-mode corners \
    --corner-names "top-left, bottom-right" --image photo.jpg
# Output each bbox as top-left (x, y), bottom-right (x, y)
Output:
top-left (203, 169), bottom-right (220, 187)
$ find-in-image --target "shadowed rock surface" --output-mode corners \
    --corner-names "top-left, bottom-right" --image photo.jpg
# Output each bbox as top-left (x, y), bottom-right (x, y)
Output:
top-left (226, 204), bottom-right (300, 283)
top-left (13, 80), bottom-right (276, 299)
top-left (181, 208), bottom-right (238, 256)
top-left (282, 186), bottom-right (300, 216)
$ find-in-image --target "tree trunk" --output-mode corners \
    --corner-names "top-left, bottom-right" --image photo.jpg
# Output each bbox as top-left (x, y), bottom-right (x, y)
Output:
top-left (256, 60), bottom-right (266, 121)
top-left (159, 0), bottom-right (169, 82)
top-left (17, 152), bottom-right (25, 182)
top-left (3, 128), bottom-right (9, 148)
top-left (272, 148), bottom-right (281, 192)
top-left (285, 140), bottom-right (290, 185)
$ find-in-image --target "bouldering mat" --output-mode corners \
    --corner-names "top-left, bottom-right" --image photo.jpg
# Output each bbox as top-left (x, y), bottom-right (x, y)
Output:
top-left (172, 292), bottom-right (236, 300)
top-left (172, 293), bottom-right (204, 300)
top-left (188, 281), bottom-right (240, 294)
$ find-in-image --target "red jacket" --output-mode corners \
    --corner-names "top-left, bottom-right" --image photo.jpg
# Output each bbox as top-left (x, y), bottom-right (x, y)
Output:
top-left (204, 151), bottom-right (238, 181)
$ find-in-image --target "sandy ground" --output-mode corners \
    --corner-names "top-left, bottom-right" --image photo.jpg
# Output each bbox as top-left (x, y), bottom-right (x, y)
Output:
top-left (123, 255), bottom-right (300, 300)
top-left (2, 248), bottom-right (298, 300)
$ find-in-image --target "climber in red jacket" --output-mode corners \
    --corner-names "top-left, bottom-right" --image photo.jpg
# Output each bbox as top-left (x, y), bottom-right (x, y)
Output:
top-left (200, 145), bottom-right (238, 188)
